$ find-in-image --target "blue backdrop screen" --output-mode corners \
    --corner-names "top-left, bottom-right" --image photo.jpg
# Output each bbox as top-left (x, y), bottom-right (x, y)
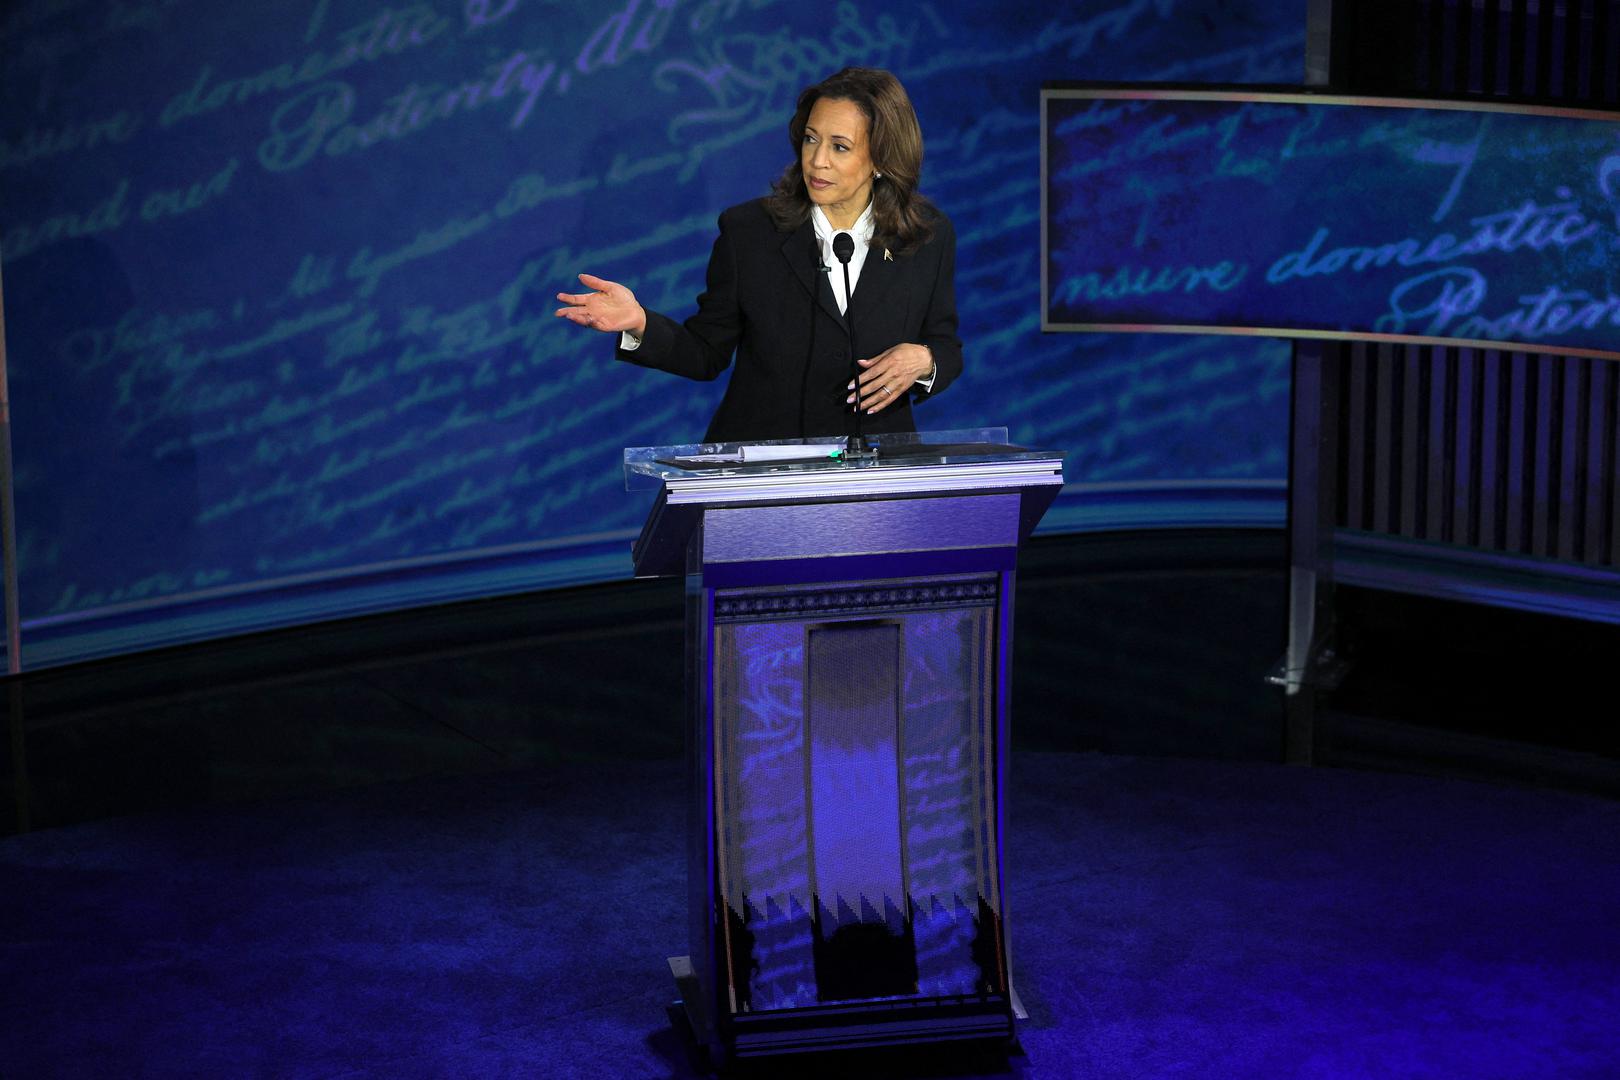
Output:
top-left (1, 2), bottom-right (1302, 666)
top-left (1044, 89), bottom-right (1620, 358)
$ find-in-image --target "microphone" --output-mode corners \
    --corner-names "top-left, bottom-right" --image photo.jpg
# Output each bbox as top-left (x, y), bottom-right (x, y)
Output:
top-left (831, 230), bottom-right (855, 268)
top-left (831, 231), bottom-right (872, 458)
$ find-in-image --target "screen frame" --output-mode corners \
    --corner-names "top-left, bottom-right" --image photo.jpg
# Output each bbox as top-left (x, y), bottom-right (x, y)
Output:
top-left (1040, 84), bottom-right (1620, 361)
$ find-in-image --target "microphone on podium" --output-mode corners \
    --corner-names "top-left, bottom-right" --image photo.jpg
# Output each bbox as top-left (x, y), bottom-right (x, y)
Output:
top-left (831, 232), bottom-right (874, 459)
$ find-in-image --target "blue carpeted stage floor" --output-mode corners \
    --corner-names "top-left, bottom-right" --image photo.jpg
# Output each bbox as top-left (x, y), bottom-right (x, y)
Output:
top-left (3, 751), bottom-right (1616, 1078)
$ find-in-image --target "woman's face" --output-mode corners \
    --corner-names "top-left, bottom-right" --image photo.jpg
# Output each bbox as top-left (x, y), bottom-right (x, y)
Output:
top-left (801, 96), bottom-right (875, 227)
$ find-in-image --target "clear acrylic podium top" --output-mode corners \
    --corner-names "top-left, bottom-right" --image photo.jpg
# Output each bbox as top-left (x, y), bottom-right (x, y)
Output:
top-left (623, 427), bottom-right (1061, 490)
top-left (625, 428), bottom-right (1065, 578)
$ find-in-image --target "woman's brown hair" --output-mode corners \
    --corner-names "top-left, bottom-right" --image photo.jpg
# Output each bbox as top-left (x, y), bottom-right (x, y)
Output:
top-left (764, 67), bottom-right (936, 256)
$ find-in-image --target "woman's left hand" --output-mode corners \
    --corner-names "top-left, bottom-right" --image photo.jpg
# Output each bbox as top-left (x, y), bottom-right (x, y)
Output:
top-left (849, 343), bottom-right (933, 413)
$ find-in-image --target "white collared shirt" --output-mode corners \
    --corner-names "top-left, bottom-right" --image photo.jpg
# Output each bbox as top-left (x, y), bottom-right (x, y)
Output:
top-left (811, 202), bottom-right (874, 315)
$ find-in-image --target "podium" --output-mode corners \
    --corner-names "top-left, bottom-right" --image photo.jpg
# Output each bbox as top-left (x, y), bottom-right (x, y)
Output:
top-left (626, 429), bottom-right (1063, 1064)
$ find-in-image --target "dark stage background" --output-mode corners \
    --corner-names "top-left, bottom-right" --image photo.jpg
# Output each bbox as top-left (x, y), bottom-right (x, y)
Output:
top-left (1, 1), bottom-right (1300, 667)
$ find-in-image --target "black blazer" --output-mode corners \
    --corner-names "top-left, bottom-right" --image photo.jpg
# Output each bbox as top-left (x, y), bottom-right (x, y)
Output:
top-left (616, 198), bottom-right (962, 443)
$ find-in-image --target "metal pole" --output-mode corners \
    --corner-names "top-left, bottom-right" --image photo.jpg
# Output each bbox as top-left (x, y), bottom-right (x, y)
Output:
top-left (1276, 0), bottom-right (1338, 766)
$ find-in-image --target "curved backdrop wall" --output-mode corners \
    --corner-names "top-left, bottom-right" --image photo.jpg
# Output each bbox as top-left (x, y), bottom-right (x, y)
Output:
top-left (0, 1), bottom-right (1301, 667)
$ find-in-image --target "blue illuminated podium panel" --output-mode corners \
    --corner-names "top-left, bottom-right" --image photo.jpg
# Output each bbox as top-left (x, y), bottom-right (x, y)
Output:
top-left (627, 431), bottom-right (1062, 1063)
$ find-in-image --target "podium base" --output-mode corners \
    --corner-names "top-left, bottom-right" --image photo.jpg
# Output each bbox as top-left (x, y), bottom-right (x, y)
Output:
top-left (667, 956), bottom-right (1017, 1062)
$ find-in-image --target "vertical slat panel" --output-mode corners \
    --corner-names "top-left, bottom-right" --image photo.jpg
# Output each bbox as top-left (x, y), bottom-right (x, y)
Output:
top-left (1509, 0), bottom-right (1531, 94)
top-left (1581, 361), bottom-right (1609, 564)
top-left (1528, 0), bottom-right (1546, 96)
top-left (1504, 352), bottom-right (1530, 552)
top-left (1525, 0), bottom-right (1540, 95)
top-left (1557, 358), bottom-right (1586, 561)
top-left (1452, 0), bottom-right (1472, 92)
top-left (1535, 0), bottom-right (1556, 96)
top-left (1411, 0), bottom-right (1429, 93)
top-left (1426, 348), bottom-right (1450, 539)
top-left (1474, 0), bottom-right (1492, 94)
top-left (1344, 347), bottom-right (1369, 530)
top-left (1604, 0), bottom-right (1620, 104)
top-left (1531, 354), bottom-right (1557, 558)
top-left (1333, 352), bottom-right (1350, 528)
top-left (1483, 0), bottom-right (1505, 93)
top-left (1550, 0), bottom-right (1568, 98)
top-left (1561, 0), bottom-right (1574, 99)
top-left (1452, 349), bottom-right (1477, 545)
top-left (1401, 347), bottom-right (1424, 537)
top-left (1347, 348), bottom-right (1360, 531)
top-left (1609, 361), bottom-right (1618, 567)
top-left (1575, 0), bottom-right (1595, 100)
top-left (1374, 344), bottom-right (1398, 535)
top-left (1608, 363), bottom-right (1620, 567)
top-left (1479, 350), bottom-right (1504, 549)
top-left (1425, 0), bottom-right (1448, 93)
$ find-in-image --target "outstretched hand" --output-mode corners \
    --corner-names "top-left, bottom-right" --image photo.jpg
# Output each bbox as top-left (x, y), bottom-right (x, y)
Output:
top-left (555, 274), bottom-right (647, 336)
top-left (848, 343), bottom-right (934, 413)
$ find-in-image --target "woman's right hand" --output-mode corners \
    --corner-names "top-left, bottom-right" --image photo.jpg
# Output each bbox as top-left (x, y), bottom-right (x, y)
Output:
top-left (555, 274), bottom-right (647, 336)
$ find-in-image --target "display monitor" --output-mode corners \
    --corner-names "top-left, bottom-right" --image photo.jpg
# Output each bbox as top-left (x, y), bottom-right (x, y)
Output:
top-left (1042, 87), bottom-right (1620, 360)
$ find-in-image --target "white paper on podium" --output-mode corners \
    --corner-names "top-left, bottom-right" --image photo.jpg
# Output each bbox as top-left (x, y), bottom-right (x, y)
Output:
top-left (683, 442), bottom-right (846, 464)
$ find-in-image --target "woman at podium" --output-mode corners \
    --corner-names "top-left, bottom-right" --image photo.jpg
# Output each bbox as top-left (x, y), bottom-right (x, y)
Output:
top-left (555, 66), bottom-right (962, 443)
